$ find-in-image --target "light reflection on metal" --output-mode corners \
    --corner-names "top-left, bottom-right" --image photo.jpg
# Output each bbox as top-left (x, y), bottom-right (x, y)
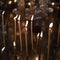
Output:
top-left (13, 41), bottom-right (16, 47)
top-left (8, 1), bottom-right (12, 4)
top-left (1, 47), bottom-right (5, 52)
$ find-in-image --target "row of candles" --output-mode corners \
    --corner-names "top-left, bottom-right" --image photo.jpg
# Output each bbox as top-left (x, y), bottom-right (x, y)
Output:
top-left (1, 11), bottom-right (60, 60)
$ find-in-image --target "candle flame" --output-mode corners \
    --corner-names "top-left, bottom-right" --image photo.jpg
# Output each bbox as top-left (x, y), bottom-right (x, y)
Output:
top-left (8, 1), bottom-right (12, 4)
top-left (25, 21), bottom-right (28, 27)
top-left (35, 56), bottom-right (39, 60)
top-left (14, 0), bottom-right (17, 3)
top-left (51, 2), bottom-right (55, 6)
top-left (2, 11), bottom-right (5, 15)
top-left (31, 15), bottom-right (34, 21)
top-left (49, 22), bottom-right (53, 28)
top-left (13, 41), bottom-right (16, 47)
top-left (37, 33), bottom-right (40, 38)
top-left (1, 47), bottom-right (5, 52)
top-left (28, 2), bottom-right (31, 6)
top-left (14, 14), bottom-right (18, 20)
top-left (40, 31), bottom-right (43, 38)
top-left (18, 15), bottom-right (21, 21)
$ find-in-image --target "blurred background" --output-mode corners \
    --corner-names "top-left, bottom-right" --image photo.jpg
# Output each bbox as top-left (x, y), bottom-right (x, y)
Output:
top-left (0, 0), bottom-right (60, 60)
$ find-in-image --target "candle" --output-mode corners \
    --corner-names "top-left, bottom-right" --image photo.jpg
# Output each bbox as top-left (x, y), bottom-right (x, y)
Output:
top-left (31, 15), bottom-right (34, 50)
top-left (18, 15), bottom-right (22, 51)
top-left (14, 15), bottom-right (18, 43)
top-left (57, 24), bottom-right (60, 46)
top-left (25, 21), bottom-right (28, 57)
top-left (47, 22), bottom-right (53, 60)
top-left (13, 14), bottom-right (18, 59)
top-left (2, 11), bottom-right (5, 46)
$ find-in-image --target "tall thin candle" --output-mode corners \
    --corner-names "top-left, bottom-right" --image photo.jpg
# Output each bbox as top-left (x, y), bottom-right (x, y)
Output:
top-left (18, 15), bottom-right (22, 51)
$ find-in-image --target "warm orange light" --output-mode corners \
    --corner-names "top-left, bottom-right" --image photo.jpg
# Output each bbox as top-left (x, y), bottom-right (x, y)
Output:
top-left (37, 33), bottom-right (40, 38)
top-left (51, 2), bottom-right (55, 6)
top-left (35, 56), bottom-right (39, 60)
top-left (18, 15), bottom-right (21, 21)
top-left (25, 21), bottom-right (28, 27)
top-left (28, 2), bottom-right (31, 6)
top-left (13, 41), bottom-right (16, 47)
top-left (31, 15), bottom-right (34, 21)
top-left (1, 47), bottom-right (5, 52)
top-left (49, 22), bottom-right (53, 28)
top-left (8, 1), bottom-right (12, 4)
top-left (2, 11), bottom-right (5, 15)
top-left (14, 0), bottom-right (17, 3)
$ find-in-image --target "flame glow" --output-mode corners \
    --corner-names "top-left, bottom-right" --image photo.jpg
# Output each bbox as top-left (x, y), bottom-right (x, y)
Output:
top-left (25, 21), bottom-right (28, 27)
top-left (13, 41), bottom-right (16, 47)
top-left (37, 33), bottom-right (40, 38)
top-left (18, 15), bottom-right (21, 21)
top-left (31, 15), bottom-right (34, 21)
top-left (2, 11), bottom-right (5, 15)
top-left (14, 0), bottom-right (17, 3)
top-left (1, 47), bottom-right (5, 52)
top-left (14, 14), bottom-right (18, 20)
top-left (40, 31), bottom-right (43, 38)
top-left (49, 22), bottom-right (53, 28)
top-left (8, 1), bottom-right (12, 4)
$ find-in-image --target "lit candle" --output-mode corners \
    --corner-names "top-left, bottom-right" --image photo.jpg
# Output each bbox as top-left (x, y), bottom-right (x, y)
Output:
top-left (51, 2), bottom-right (55, 6)
top-left (13, 41), bottom-right (16, 59)
top-left (18, 15), bottom-right (22, 51)
top-left (40, 31), bottom-right (43, 38)
top-left (31, 15), bottom-right (34, 50)
top-left (14, 15), bottom-right (18, 43)
top-left (47, 22), bottom-right (53, 60)
top-left (37, 33), bottom-right (40, 46)
top-left (14, 0), bottom-right (17, 3)
top-left (2, 11), bottom-right (5, 46)
top-left (13, 41), bottom-right (16, 47)
top-left (25, 21), bottom-right (28, 58)
top-left (1, 47), bottom-right (5, 52)
top-left (35, 56), bottom-right (39, 60)
top-left (8, 1), bottom-right (12, 5)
